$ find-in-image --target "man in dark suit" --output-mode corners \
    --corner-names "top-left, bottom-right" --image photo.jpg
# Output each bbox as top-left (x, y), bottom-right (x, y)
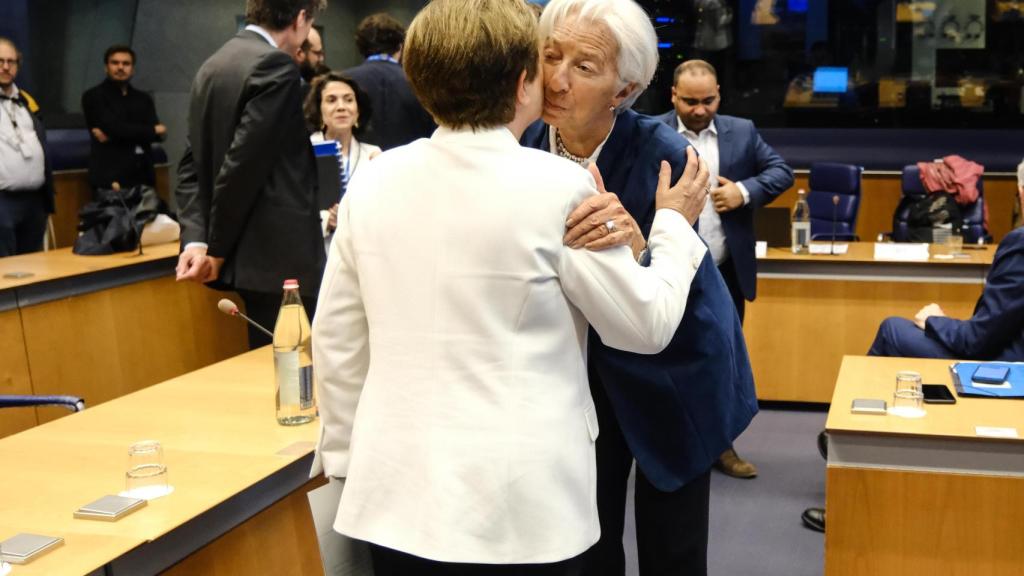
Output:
top-left (0, 37), bottom-right (53, 257)
top-left (343, 13), bottom-right (434, 150)
top-left (82, 45), bottom-right (165, 191)
top-left (657, 59), bottom-right (793, 478)
top-left (175, 0), bottom-right (326, 348)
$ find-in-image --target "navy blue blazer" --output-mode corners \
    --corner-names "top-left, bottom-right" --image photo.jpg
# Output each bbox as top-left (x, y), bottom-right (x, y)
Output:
top-left (655, 111), bottom-right (793, 301)
top-left (522, 110), bottom-right (758, 490)
top-left (926, 227), bottom-right (1024, 361)
top-left (342, 60), bottom-right (436, 151)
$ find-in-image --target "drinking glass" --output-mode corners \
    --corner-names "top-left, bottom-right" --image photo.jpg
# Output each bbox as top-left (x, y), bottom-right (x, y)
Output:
top-left (948, 233), bottom-right (963, 256)
top-left (895, 371), bottom-right (922, 394)
top-left (890, 389), bottom-right (926, 418)
top-left (932, 227), bottom-right (950, 245)
top-left (891, 371), bottom-right (925, 417)
top-left (125, 440), bottom-right (170, 500)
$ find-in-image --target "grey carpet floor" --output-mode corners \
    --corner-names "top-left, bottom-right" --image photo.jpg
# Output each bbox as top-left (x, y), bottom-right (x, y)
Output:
top-left (622, 407), bottom-right (828, 576)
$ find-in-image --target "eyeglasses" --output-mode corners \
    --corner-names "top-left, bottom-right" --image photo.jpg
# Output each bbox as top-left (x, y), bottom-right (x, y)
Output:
top-left (0, 58), bottom-right (19, 68)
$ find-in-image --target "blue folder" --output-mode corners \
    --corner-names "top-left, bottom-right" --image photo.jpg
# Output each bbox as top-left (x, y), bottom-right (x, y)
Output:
top-left (949, 362), bottom-right (1024, 398)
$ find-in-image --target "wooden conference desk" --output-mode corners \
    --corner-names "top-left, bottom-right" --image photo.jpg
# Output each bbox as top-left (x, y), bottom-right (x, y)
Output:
top-left (744, 243), bottom-right (993, 403)
top-left (824, 355), bottom-right (1024, 576)
top-left (0, 243), bottom-right (246, 438)
top-left (0, 348), bottom-right (324, 576)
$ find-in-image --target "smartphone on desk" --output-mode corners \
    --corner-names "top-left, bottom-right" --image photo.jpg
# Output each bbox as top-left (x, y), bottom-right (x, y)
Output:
top-left (973, 365), bottom-right (1010, 385)
top-left (922, 384), bottom-right (956, 404)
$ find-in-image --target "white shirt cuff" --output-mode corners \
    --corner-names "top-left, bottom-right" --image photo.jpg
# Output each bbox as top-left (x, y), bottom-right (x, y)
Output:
top-left (184, 242), bottom-right (208, 252)
top-left (737, 181), bottom-right (751, 206)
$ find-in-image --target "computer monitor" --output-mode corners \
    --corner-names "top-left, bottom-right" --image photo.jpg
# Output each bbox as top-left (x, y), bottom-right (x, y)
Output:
top-left (812, 67), bottom-right (849, 93)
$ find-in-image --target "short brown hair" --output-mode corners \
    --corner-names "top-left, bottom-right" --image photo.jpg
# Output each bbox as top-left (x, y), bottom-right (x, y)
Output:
top-left (303, 72), bottom-right (373, 137)
top-left (404, 0), bottom-right (539, 130)
top-left (355, 13), bottom-right (406, 58)
top-left (246, 0), bottom-right (326, 31)
top-left (673, 59), bottom-right (717, 85)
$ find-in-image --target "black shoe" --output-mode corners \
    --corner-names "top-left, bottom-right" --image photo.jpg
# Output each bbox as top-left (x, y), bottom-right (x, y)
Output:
top-left (801, 507), bottom-right (825, 533)
top-left (817, 430), bottom-right (828, 461)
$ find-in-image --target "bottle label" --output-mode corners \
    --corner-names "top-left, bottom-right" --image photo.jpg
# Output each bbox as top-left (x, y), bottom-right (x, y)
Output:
top-left (299, 365), bottom-right (314, 410)
top-left (275, 350), bottom-right (300, 407)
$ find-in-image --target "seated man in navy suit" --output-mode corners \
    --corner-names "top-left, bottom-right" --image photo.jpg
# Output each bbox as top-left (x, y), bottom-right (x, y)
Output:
top-left (804, 225), bottom-right (1024, 533)
top-left (657, 59), bottom-right (794, 478)
top-left (868, 226), bottom-right (1024, 361)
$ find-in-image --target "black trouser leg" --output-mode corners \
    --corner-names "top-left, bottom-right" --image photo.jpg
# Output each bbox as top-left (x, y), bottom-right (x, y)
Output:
top-left (582, 368), bottom-right (635, 576)
top-left (635, 467), bottom-right (711, 576)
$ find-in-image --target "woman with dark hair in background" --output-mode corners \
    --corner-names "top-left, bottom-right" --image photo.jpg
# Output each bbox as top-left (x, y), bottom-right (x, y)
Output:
top-left (304, 72), bottom-right (380, 240)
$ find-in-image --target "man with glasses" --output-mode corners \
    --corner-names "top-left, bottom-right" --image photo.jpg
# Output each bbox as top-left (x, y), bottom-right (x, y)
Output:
top-left (0, 37), bottom-right (53, 257)
top-left (657, 59), bottom-right (794, 479)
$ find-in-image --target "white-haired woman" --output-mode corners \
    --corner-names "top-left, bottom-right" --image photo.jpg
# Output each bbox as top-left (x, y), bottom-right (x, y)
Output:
top-left (521, 1), bottom-right (758, 575)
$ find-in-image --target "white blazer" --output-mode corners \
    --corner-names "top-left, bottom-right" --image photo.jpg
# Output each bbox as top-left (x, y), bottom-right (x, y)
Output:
top-left (311, 126), bottom-right (706, 564)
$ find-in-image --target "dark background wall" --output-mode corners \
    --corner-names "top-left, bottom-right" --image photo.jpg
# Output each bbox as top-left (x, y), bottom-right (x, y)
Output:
top-left (3, 0), bottom-right (427, 189)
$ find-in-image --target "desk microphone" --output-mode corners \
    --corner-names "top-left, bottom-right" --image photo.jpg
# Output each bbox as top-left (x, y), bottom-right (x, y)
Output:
top-left (217, 298), bottom-right (274, 338)
top-left (830, 195), bottom-right (840, 256)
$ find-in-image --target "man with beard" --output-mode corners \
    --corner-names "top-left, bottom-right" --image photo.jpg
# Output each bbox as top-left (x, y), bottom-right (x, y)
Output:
top-left (297, 26), bottom-right (324, 83)
top-left (81, 45), bottom-right (165, 191)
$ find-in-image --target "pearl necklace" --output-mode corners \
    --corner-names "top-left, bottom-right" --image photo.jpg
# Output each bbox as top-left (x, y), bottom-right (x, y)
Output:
top-left (555, 130), bottom-right (589, 165)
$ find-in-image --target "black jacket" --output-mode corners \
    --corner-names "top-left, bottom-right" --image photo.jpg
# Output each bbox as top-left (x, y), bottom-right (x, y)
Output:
top-left (343, 59), bottom-right (435, 150)
top-left (81, 78), bottom-right (162, 189)
top-left (176, 30), bottom-right (324, 297)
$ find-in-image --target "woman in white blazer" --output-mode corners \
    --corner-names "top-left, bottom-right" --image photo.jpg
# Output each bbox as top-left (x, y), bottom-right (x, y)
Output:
top-left (311, 1), bottom-right (710, 574)
top-left (304, 72), bottom-right (382, 241)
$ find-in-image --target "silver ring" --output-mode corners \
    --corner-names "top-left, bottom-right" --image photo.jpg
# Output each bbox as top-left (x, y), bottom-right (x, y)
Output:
top-left (605, 219), bottom-right (616, 232)
top-left (704, 184), bottom-right (711, 194)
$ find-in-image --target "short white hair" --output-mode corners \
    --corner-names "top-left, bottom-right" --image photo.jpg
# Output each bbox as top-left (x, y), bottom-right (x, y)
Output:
top-left (539, 0), bottom-right (659, 112)
top-left (1018, 158), bottom-right (1024, 188)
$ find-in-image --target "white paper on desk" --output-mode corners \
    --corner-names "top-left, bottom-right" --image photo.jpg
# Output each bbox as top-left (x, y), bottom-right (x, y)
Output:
top-left (307, 478), bottom-right (373, 576)
top-left (809, 243), bottom-right (848, 255)
top-left (975, 426), bottom-right (1019, 439)
top-left (873, 242), bottom-right (929, 261)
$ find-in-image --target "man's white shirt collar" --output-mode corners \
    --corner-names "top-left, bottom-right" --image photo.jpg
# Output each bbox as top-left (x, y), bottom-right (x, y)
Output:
top-left (245, 24), bottom-right (278, 48)
top-left (678, 116), bottom-right (717, 138)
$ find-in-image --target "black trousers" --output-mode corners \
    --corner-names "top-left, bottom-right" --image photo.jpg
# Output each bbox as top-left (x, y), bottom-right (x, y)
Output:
top-left (717, 258), bottom-right (745, 324)
top-left (236, 289), bottom-right (317, 350)
top-left (583, 370), bottom-right (712, 576)
top-left (0, 191), bottom-right (47, 257)
top-left (369, 543), bottom-right (585, 576)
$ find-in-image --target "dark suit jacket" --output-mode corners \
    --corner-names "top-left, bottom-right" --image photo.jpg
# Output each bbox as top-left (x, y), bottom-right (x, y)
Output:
top-left (522, 110), bottom-right (758, 490)
top-left (655, 111), bottom-right (793, 301)
top-left (177, 30), bottom-right (324, 297)
top-left (342, 59), bottom-right (435, 150)
top-left (81, 79), bottom-right (161, 189)
top-left (926, 227), bottom-right (1024, 361)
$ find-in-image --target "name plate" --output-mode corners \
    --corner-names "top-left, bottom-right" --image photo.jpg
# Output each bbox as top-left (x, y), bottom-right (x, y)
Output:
top-left (873, 242), bottom-right (929, 262)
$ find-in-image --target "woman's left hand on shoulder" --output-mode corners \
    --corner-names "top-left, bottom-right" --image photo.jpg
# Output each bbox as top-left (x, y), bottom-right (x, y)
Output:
top-left (564, 164), bottom-right (645, 259)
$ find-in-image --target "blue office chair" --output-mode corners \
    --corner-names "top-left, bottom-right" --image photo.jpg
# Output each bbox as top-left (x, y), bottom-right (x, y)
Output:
top-left (893, 165), bottom-right (989, 243)
top-left (808, 162), bottom-right (863, 241)
top-left (0, 395), bottom-right (85, 412)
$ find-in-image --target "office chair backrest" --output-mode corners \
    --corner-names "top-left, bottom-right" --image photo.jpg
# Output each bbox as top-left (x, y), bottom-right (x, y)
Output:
top-left (894, 165), bottom-right (988, 243)
top-left (807, 162), bottom-right (862, 240)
